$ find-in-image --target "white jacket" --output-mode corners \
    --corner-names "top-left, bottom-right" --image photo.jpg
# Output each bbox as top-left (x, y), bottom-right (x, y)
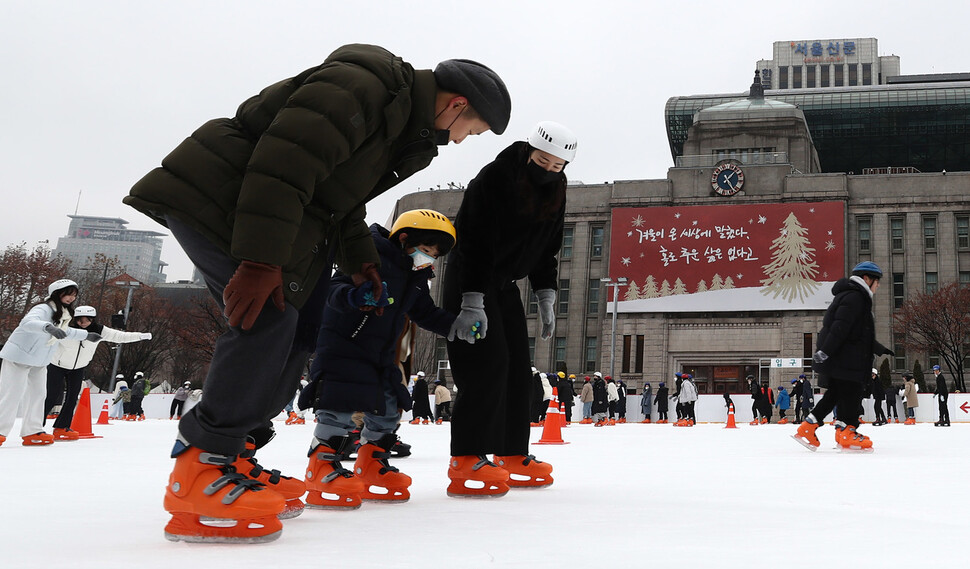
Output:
top-left (607, 382), bottom-right (619, 402)
top-left (540, 374), bottom-right (553, 400)
top-left (0, 302), bottom-right (88, 367)
top-left (679, 379), bottom-right (699, 403)
top-left (51, 325), bottom-right (147, 370)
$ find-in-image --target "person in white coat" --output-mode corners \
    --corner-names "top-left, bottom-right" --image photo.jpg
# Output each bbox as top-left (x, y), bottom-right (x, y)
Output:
top-left (0, 279), bottom-right (91, 446)
top-left (606, 376), bottom-right (620, 423)
top-left (44, 305), bottom-right (152, 439)
top-left (678, 374), bottom-right (699, 426)
top-left (111, 377), bottom-right (129, 419)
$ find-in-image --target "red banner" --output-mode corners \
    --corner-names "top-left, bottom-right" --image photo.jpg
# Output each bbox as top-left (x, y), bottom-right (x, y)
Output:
top-left (608, 201), bottom-right (845, 302)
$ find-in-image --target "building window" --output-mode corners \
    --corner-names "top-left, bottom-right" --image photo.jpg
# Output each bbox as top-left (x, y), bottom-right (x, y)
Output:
top-left (585, 337), bottom-right (598, 372)
top-left (820, 65), bottom-right (830, 87)
top-left (590, 226), bottom-right (604, 258)
top-left (806, 66), bottom-right (816, 88)
top-left (779, 66), bottom-right (789, 89)
top-left (929, 353), bottom-right (941, 368)
top-left (635, 335), bottom-right (645, 374)
top-left (926, 272), bottom-right (938, 294)
top-left (554, 337), bottom-right (566, 371)
top-left (891, 218), bottom-right (904, 251)
top-left (862, 63), bottom-right (872, 85)
top-left (893, 273), bottom-right (905, 308)
top-left (834, 64), bottom-right (844, 87)
top-left (529, 337), bottom-right (536, 364)
top-left (435, 338), bottom-right (448, 364)
top-left (792, 66), bottom-right (802, 89)
top-left (894, 342), bottom-right (906, 371)
top-left (858, 217), bottom-right (871, 252)
top-left (848, 64), bottom-right (858, 86)
top-left (621, 335), bottom-right (632, 374)
top-left (923, 217), bottom-right (937, 250)
top-left (957, 216), bottom-right (969, 249)
top-left (587, 279), bottom-right (601, 313)
top-left (561, 226), bottom-right (574, 259)
top-left (558, 279), bottom-right (570, 314)
top-left (960, 271), bottom-right (970, 288)
top-left (803, 333), bottom-right (814, 373)
top-left (527, 284), bottom-right (537, 314)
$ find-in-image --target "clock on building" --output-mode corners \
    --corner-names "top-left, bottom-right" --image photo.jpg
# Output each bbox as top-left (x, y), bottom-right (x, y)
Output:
top-left (711, 163), bottom-right (744, 196)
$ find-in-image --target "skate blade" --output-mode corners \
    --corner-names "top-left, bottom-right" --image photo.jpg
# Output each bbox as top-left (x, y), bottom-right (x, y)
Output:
top-left (360, 488), bottom-right (410, 503)
top-left (277, 501), bottom-right (305, 519)
top-left (447, 481), bottom-right (509, 498)
top-left (838, 446), bottom-right (874, 453)
top-left (791, 435), bottom-right (819, 452)
top-left (164, 529), bottom-right (282, 544)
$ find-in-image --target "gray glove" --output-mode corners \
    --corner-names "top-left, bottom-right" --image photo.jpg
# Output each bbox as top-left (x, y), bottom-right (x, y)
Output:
top-left (535, 289), bottom-right (556, 340)
top-left (44, 323), bottom-right (67, 339)
top-left (448, 292), bottom-right (487, 344)
top-left (812, 350), bottom-right (828, 364)
top-left (86, 332), bottom-right (102, 342)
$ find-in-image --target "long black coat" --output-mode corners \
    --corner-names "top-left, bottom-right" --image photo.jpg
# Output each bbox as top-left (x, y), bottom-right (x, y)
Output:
top-left (591, 378), bottom-right (608, 414)
top-left (655, 386), bottom-right (669, 412)
top-left (558, 377), bottom-right (575, 408)
top-left (411, 379), bottom-right (432, 417)
top-left (815, 277), bottom-right (876, 385)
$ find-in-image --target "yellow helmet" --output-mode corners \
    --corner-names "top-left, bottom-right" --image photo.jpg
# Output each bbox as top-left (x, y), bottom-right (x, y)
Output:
top-left (568, 374), bottom-right (576, 379)
top-left (557, 371), bottom-right (566, 379)
top-left (390, 209), bottom-right (456, 243)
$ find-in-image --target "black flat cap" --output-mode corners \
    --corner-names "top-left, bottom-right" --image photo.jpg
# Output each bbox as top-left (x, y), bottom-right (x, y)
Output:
top-left (434, 59), bottom-right (511, 135)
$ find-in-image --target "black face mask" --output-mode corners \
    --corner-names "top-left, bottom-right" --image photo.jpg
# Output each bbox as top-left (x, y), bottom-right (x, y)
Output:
top-left (434, 105), bottom-right (467, 146)
top-left (526, 160), bottom-right (563, 186)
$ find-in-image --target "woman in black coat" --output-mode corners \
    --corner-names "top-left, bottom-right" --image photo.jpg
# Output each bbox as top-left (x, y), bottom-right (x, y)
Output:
top-left (655, 382), bottom-right (669, 423)
top-left (411, 374), bottom-right (433, 423)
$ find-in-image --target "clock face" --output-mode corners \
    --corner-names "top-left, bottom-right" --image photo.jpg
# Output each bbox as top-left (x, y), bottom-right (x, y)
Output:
top-left (711, 163), bottom-right (744, 196)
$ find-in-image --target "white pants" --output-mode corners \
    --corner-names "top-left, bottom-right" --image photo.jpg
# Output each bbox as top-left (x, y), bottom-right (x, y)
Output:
top-left (0, 360), bottom-right (48, 437)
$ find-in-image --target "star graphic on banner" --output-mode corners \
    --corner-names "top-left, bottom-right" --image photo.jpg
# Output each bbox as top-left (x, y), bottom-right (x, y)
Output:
top-left (627, 231), bottom-right (633, 237)
top-left (823, 271), bottom-right (829, 278)
top-left (621, 257), bottom-right (632, 266)
top-left (758, 215), bottom-right (767, 224)
top-left (674, 213), bottom-right (681, 219)
top-left (631, 215), bottom-right (645, 227)
top-left (736, 273), bottom-right (743, 280)
top-left (809, 208), bottom-right (815, 213)
top-left (692, 220), bottom-right (698, 226)
top-left (825, 240), bottom-right (836, 251)
top-left (639, 252), bottom-right (645, 258)
top-left (749, 218), bottom-right (754, 224)
top-left (827, 230), bottom-right (833, 236)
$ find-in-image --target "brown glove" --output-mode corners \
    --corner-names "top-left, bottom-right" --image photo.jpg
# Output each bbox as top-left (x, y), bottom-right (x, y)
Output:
top-left (223, 261), bottom-right (286, 330)
top-left (351, 263), bottom-right (384, 316)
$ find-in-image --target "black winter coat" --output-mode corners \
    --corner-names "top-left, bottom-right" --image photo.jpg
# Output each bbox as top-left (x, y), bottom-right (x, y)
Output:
top-left (558, 378), bottom-right (575, 407)
top-left (934, 373), bottom-right (949, 399)
top-left (591, 379), bottom-right (608, 413)
top-left (411, 379), bottom-right (432, 416)
top-left (655, 387), bottom-right (669, 412)
top-left (814, 277), bottom-right (878, 385)
top-left (309, 225), bottom-right (455, 415)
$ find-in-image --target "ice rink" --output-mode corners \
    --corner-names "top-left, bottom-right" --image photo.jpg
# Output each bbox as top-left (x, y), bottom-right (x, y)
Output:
top-left (1, 417), bottom-right (964, 568)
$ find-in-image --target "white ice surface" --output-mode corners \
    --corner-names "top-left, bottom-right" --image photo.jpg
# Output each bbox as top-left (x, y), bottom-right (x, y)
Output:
top-left (0, 418), bottom-right (965, 568)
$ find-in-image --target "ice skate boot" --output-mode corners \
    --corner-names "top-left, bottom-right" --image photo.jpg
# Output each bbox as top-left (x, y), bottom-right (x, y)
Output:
top-left (760, 417), bottom-right (768, 424)
top-left (163, 439), bottom-right (285, 543)
top-left (447, 455), bottom-right (510, 498)
top-left (904, 417), bottom-right (916, 425)
top-left (304, 436), bottom-right (365, 510)
top-left (493, 454), bottom-right (553, 488)
top-left (409, 418), bottom-right (421, 425)
top-left (791, 418), bottom-right (821, 451)
top-left (285, 411), bottom-right (298, 425)
top-left (421, 419), bottom-right (429, 424)
top-left (777, 418), bottom-right (789, 425)
top-left (0, 434), bottom-right (5, 446)
top-left (353, 434), bottom-right (411, 502)
top-left (234, 438), bottom-right (306, 519)
top-left (594, 419), bottom-right (606, 427)
top-left (52, 428), bottom-right (80, 441)
top-left (137, 414), bottom-right (145, 421)
top-left (389, 435), bottom-right (411, 458)
top-left (835, 422), bottom-right (873, 452)
top-left (674, 418), bottom-right (688, 427)
top-left (640, 418), bottom-right (651, 424)
top-left (22, 432), bottom-right (54, 446)
top-left (749, 419), bottom-right (759, 426)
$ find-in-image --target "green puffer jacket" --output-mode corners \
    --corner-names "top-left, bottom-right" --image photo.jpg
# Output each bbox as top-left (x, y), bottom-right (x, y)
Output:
top-left (124, 44), bottom-right (440, 308)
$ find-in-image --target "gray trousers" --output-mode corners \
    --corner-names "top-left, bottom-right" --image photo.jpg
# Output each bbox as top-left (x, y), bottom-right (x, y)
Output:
top-left (167, 216), bottom-right (309, 455)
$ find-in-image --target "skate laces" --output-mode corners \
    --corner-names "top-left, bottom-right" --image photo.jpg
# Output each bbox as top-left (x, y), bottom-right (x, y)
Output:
top-left (472, 455), bottom-right (499, 471)
top-left (197, 452), bottom-right (267, 504)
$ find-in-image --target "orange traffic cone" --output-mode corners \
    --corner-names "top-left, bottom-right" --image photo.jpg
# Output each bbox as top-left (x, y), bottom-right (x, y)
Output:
top-left (70, 387), bottom-right (103, 439)
top-left (534, 393), bottom-right (569, 445)
top-left (96, 399), bottom-right (111, 425)
top-left (725, 402), bottom-right (738, 429)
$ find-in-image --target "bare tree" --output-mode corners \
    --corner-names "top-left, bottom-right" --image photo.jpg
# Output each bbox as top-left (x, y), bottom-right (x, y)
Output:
top-left (0, 242), bottom-right (71, 338)
top-left (893, 282), bottom-right (970, 392)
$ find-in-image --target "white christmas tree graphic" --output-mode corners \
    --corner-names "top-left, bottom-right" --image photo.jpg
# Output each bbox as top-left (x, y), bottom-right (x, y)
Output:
top-left (623, 280), bottom-right (640, 301)
top-left (672, 278), bottom-right (688, 295)
top-left (659, 279), bottom-right (672, 297)
top-left (696, 279), bottom-right (708, 293)
top-left (641, 276), bottom-right (659, 299)
top-left (760, 212), bottom-right (820, 302)
top-left (709, 274), bottom-right (724, 291)
top-left (723, 276), bottom-right (735, 289)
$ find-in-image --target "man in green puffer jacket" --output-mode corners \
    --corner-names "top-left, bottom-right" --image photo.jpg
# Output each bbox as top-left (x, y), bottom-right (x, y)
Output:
top-left (124, 43), bottom-right (511, 544)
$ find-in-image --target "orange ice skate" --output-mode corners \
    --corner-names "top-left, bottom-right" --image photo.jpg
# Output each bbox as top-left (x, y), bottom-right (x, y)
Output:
top-left (235, 439), bottom-right (306, 519)
top-left (447, 455), bottom-right (510, 498)
top-left (354, 434), bottom-right (411, 502)
top-left (493, 454), bottom-right (553, 488)
top-left (22, 432), bottom-right (54, 446)
top-left (792, 419), bottom-right (821, 451)
top-left (305, 436), bottom-right (365, 510)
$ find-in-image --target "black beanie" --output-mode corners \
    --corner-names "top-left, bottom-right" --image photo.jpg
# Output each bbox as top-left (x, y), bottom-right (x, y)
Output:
top-left (434, 59), bottom-right (511, 134)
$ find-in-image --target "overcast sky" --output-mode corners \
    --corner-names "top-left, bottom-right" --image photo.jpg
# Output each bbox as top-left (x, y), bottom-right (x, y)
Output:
top-left (3, 0), bottom-right (967, 281)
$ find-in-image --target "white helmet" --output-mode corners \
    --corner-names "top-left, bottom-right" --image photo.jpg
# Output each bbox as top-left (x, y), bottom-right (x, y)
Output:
top-left (74, 305), bottom-right (97, 318)
top-left (417, 371), bottom-right (425, 377)
top-left (527, 121), bottom-right (578, 162)
top-left (48, 279), bottom-right (78, 297)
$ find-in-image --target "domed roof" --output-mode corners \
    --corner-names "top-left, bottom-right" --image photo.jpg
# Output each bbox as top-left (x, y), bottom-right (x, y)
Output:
top-left (694, 71), bottom-right (803, 124)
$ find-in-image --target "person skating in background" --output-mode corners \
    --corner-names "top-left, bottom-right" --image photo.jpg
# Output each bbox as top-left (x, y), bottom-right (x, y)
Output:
top-left (559, 374), bottom-right (576, 423)
top-left (793, 262), bottom-right (892, 452)
top-left (606, 376), bottom-right (619, 424)
top-left (443, 122), bottom-right (577, 497)
top-left (579, 375), bottom-right (593, 424)
top-left (616, 378), bottom-right (628, 423)
top-left (932, 365), bottom-right (950, 427)
top-left (723, 392), bottom-right (735, 421)
top-left (884, 380), bottom-right (900, 423)
top-left (640, 382), bottom-right (653, 423)
top-left (110, 376), bottom-right (128, 419)
top-left (760, 380), bottom-right (774, 424)
top-left (676, 374), bottom-right (698, 427)
top-left (747, 375), bottom-right (763, 425)
top-left (302, 210), bottom-right (458, 510)
top-left (670, 374), bottom-right (684, 423)
top-left (902, 373), bottom-right (919, 424)
top-left (170, 382), bottom-right (192, 421)
top-left (434, 379), bottom-right (453, 424)
top-left (0, 280), bottom-right (91, 447)
top-left (591, 373), bottom-right (609, 427)
top-left (870, 368), bottom-right (887, 426)
top-left (129, 371), bottom-right (148, 421)
top-left (44, 305), bottom-right (152, 439)
top-left (775, 386), bottom-right (791, 424)
top-left (537, 372), bottom-right (554, 424)
top-left (113, 383), bottom-right (134, 419)
top-left (655, 382), bottom-right (669, 423)
top-left (790, 379), bottom-right (803, 422)
top-left (125, 43), bottom-right (511, 542)
top-left (410, 371), bottom-right (433, 424)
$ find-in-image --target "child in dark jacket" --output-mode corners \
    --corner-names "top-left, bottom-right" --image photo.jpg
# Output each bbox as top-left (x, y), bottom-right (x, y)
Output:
top-left (302, 210), bottom-right (457, 508)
